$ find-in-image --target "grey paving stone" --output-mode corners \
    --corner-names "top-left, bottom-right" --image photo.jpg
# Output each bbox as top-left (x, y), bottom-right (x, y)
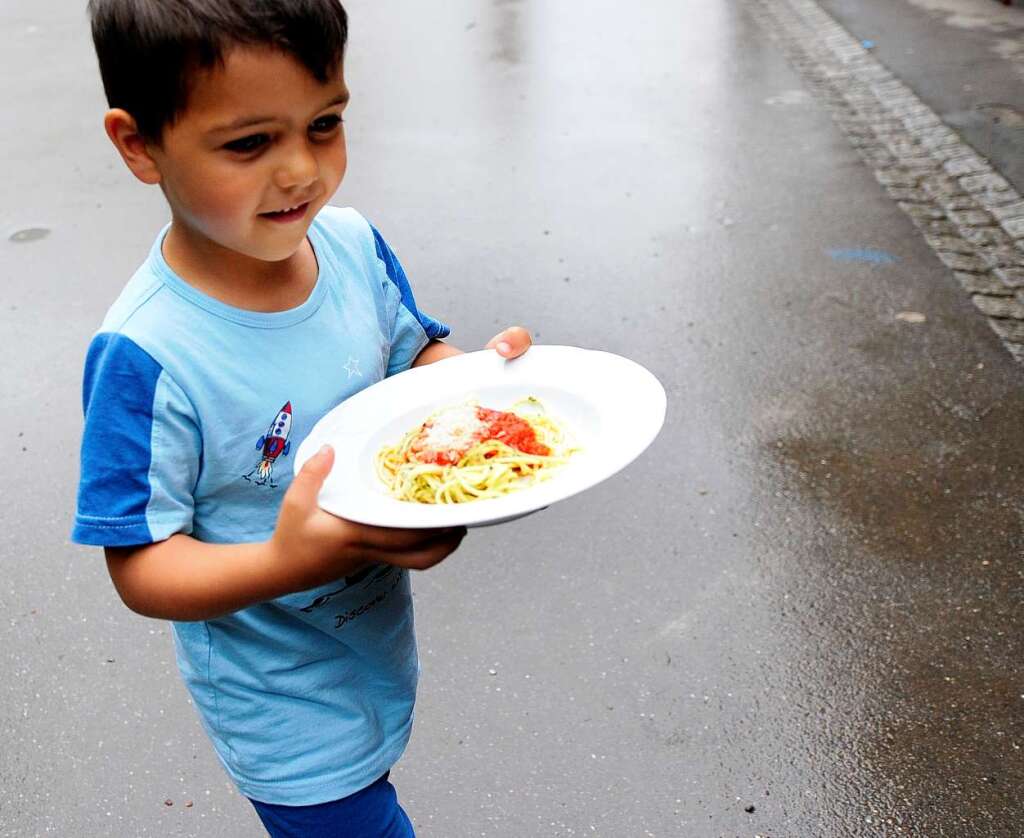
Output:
top-left (876, 89), bottom-right (914, 101)
top-left (859, 67), bottom-right (893, 82)
top-left (987, 318), bottom-right (1024, 342)
top-left (875, 168), bottom-right (922, 187)
top-left (871, 80), bottom-right (910, 96)
top-left (943, 156), bottom-right (990, 177)
top-left (935, 251), bottom-right (989, 273)
top-left (885, 137), bottom-right (921, 157)
top-left (860, 149), bottom-right (897, 167)
top-left (946, 209), bottom-right (993, 228)
top-left (872, 119), bottom-right (908, 136)
top-left (1001, 217), bottom-right (1024, 239)
top-left (844, 123), bottom-right (877, 138)
top-left (953, 271), bottom-right (1015, 296)
top-left (901, 156), bottom-right (939, 173)
top-left (959, 174), bottom-right (1014, 207)
top-left (994, 266), bottom-right (1024, 288)
top-left (960, 172), bottom-right (1011, 194)
top-left (914, 127), bottom-right (960, 148)
top-left (832, 103), bottom-right (862, 117)
top-left (898, 202), bottom-right (945, 221)
top-left (902, 113), bottom-right (943, 130)
top-left (937, 194), bottom-right (982, 212)
top-left (887, 101), bottom-right (930, 118)
top-left (971, 295), bottom-right (1024, 319)
top-left (921, 175), bottom-right (966, 200)
top-left (988, 200), bottom-right (1024, 221)
top-left (981, 247), bottom-right (1024, 270)
top-left (858, 108), bottom-right (894, 123)
top-left (914, 219), bottom-right (959, 236)
top-left (886, 186), bottom-right (929, 203)
top-left (977, 186), bottom-right (1024, 208)
top-left (923, 234), bottom-right (974, 254)
top-left (1000, 340), bottom-right (1024, 361)
top-left (927, 144), bottom-right (977, 164)
top-left (959, 226), bottom-right (1013, 248)
top-left (848, 135), bottom-right (882, 149)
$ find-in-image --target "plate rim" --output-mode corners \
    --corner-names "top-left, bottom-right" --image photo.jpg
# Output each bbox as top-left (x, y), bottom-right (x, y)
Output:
top-left (295, 345), bottom-right (666, 528)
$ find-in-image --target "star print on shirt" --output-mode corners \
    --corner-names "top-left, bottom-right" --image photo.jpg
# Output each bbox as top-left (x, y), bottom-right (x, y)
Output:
top-left (343, 356), bottom-right (363, 379)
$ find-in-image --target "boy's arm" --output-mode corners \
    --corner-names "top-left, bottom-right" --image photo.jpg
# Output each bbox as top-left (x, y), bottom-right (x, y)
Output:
top-left (106, 537), bottom-right (299, 622)
top-left (105, 446), bottom-right (465, 621)
top-left (412, 326), bottom-right (532, 367)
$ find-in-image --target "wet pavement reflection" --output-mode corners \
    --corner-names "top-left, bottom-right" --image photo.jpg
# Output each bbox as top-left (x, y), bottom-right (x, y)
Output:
top-left (3, 0), bottom-right (1023, 835)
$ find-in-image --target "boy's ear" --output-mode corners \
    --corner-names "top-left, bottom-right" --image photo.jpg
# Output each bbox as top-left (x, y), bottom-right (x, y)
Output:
top-left (103, 109), bottom-right (162, 185)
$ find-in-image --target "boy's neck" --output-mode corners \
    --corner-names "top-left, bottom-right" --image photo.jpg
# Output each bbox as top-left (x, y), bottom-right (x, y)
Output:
top-left (161, 221), bottom-right (318, 313)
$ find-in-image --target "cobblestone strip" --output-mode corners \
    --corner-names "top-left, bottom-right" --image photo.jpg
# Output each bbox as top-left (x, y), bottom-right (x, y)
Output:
top-left (747, 0), bottom-right (1024, 362)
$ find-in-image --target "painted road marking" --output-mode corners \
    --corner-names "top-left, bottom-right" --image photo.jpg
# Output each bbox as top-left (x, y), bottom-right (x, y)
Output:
top-left (827, 248), bottom-right (899, 265)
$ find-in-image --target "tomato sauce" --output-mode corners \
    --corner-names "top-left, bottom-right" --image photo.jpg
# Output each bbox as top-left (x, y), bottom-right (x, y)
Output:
top-left (475, 407), bottom-right (550, 457)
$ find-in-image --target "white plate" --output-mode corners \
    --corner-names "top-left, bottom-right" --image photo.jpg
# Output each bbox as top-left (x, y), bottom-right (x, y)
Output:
top-left (294, 345), bottom-right (667, 528)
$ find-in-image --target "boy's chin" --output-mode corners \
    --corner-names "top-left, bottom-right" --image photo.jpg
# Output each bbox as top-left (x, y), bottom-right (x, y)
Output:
top-left (259, 243), bottom-right (308, 263)
top-left (245, 229), bottom-right (314, 263)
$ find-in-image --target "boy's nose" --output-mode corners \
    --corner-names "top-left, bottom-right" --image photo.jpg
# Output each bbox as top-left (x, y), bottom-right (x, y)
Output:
top-left (274, 141), bottom-right (319, 191)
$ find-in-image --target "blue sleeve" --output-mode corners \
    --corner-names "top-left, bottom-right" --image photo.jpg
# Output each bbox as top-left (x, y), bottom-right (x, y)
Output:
top-left (72, 333), bottom-right (201, 547)
top-left (369, 225), bottom-right (451, 375)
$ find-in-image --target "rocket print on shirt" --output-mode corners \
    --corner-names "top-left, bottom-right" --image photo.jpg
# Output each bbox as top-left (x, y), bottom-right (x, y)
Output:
top-left (243, 401), bottom-right (292, 488)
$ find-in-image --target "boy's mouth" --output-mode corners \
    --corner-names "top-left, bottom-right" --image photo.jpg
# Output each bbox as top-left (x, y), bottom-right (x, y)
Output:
top-left (259, 202), bottom-right (311, 223)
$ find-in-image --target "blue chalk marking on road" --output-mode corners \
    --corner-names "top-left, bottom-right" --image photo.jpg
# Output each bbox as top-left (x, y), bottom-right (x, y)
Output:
top-left (827, 248), bottom-right (898, 265)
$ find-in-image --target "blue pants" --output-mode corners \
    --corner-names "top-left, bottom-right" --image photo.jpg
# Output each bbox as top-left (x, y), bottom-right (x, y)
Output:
top-left (249, 773), bottom-right (415, 838)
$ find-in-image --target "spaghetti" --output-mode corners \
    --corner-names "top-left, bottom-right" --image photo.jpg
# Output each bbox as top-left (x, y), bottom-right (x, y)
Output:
top-left (376, 397), bottom-right (576, 504)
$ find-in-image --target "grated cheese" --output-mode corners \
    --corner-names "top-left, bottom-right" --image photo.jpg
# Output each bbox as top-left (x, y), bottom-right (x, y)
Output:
top-left (413, 404), bottom-right (486, 459)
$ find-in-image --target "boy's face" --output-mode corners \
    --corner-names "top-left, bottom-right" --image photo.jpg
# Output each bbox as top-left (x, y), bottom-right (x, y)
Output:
top-left (146, 46), bottom-right (349, 265)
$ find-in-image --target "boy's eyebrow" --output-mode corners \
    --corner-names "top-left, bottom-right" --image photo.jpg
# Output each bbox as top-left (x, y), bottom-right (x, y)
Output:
top-left (210, 92), bottom-right (351, 134)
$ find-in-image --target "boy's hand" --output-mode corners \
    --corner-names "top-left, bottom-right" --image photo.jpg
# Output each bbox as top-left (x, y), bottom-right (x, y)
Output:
top-left (413, 327), bottom-right (532, 368)
top-left (271, 445), bottom-right (466, 588)
top-left (485, 326), bottom-right (532, 359)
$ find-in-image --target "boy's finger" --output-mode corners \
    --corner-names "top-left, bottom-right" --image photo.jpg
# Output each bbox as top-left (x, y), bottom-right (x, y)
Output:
top-left (378, 528), bottom-right (467, 570)
top-left (353, 523), bottom-right (467, 552)
top-left (485, 326), bottom-right (531, 358)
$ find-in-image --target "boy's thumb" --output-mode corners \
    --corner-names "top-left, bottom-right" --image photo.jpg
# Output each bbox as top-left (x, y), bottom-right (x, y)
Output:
top-left (288, 445), bottom-right (335, 505)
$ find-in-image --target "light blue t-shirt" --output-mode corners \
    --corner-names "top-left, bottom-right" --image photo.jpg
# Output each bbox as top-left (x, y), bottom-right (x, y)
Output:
top-left (72, 206), bottom-right (450, 805)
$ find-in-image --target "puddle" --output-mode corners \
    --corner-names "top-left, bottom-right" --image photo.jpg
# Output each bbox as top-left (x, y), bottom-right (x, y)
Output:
top-left (755, 366), bottom-right (1024, 829)
top-left (763, 360), bottom-right (1023, 563)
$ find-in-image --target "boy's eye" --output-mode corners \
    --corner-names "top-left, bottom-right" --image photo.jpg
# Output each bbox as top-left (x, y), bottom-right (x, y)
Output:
top-left (223, 133), bottom-right (269, 153)
top-left (310, 114), bottom-right (343, 135)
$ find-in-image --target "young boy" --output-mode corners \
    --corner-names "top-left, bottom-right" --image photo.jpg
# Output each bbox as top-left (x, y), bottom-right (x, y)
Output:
top-left (72, 1), bottom-right (530, 834)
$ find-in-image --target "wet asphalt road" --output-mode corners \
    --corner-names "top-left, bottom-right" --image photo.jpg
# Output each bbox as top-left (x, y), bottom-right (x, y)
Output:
top-left (3, 1), bottom-right (1024, 836)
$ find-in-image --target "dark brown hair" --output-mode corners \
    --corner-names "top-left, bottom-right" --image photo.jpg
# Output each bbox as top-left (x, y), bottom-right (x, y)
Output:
top-left (88, 0), bottom-right (348, 142)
